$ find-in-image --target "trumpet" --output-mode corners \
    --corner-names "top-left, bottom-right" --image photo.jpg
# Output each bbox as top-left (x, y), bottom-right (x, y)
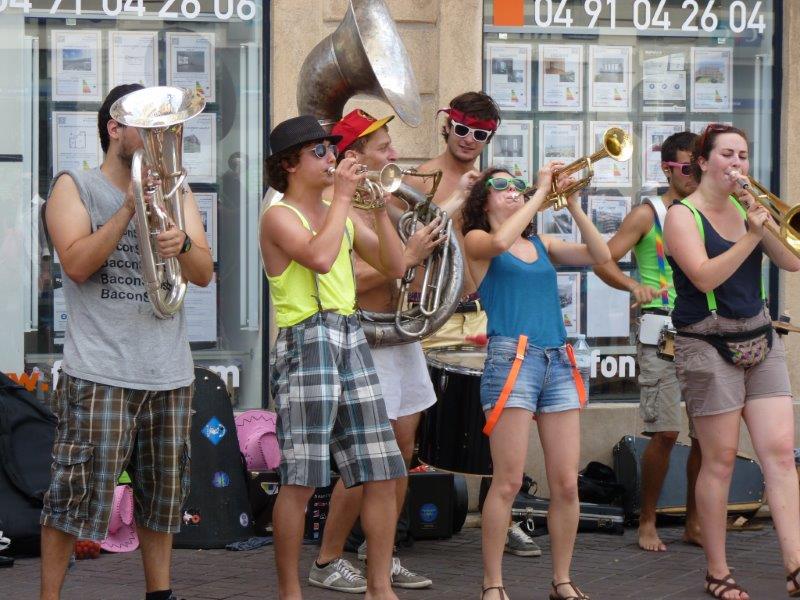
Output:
top-left (729, 171), bottom-right (800, 257)
top-left (327, 162), bottom-right (423, 210)
top-left (527, 127), bottom-right (633, 211)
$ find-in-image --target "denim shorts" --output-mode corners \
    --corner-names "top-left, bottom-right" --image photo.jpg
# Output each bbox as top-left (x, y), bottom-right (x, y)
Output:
top-left (480, 336), bottom-right (581, 415)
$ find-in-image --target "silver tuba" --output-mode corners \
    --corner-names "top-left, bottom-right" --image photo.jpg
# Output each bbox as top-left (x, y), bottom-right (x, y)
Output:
top-left (296, 0), bottom-right (463, 347)
top-left (110, 86), bottom-right (206, 319)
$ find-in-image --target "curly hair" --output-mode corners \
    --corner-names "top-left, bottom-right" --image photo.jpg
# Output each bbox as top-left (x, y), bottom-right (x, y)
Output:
top-left (265, 146), bottom-right (302, 193)
top-left (461, 167), bottom-right (535, 239)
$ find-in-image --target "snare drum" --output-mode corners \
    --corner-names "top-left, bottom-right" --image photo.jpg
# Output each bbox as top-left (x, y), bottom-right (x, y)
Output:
top-left (418, 346), bottom-right (493, 475)
top-left (657, 326), bottom-right (676, 361)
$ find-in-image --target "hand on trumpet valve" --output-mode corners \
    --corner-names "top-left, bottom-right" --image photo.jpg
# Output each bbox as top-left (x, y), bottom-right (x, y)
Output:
top-left (333, 157), bottom-right (364, 202)
top-left (536, 161), bottom-right (562, 193)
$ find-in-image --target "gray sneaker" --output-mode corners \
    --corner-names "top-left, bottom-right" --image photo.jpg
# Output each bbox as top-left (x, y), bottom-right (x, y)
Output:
top-left (309, 557), bottom-right (367, 593)
top-left (390, 557), bottom-right (433, 589)
top-left (505, 522), bottom-right (542, 557)
top-left (357, 540), bottom-right (367, 561)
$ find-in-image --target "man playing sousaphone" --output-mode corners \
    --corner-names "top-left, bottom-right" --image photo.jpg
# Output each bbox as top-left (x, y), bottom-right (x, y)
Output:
top-left (406, 91), bottom-right (499, 349)
top-left (261, 115), bottom-right (408, 600)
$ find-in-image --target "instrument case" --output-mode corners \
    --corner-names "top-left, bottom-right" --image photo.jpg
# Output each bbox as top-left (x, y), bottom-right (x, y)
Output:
top-left (613, 435), bottom-right (764, 520)
top-left (511, 495), bottom-right (625, 535)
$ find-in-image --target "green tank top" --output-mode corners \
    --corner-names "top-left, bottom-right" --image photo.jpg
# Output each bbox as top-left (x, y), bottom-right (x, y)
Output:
top-left (633, 207), bottom-right (676, 311)
top-left (264, 201), bottom-right (356, 327)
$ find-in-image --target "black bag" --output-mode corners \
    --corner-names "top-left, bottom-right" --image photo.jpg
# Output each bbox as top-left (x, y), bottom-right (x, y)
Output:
top-left (678, 325), bottom-right (773, 369)
top-left (578, 461), bottom-right (625, 505)
top-left (0, 373), bottom-right (57, 556)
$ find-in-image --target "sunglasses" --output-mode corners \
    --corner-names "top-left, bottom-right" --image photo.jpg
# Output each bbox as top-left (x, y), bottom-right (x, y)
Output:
top-left (486, 177), bottom-right (527, 192)
top-left (451, 121), bottom-right (493, 143)
top-left (664, 161), bottom-right (692, 176)
top-left (307, 142), bottom-right (338, 159)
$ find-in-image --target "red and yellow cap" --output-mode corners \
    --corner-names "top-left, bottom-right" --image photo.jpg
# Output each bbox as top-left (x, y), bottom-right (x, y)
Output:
top-left (331, 109), bottom-right (395, 153)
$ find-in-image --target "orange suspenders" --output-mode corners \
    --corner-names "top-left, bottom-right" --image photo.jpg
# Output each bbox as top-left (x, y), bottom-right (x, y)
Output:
top-left (482, 336), bottom-right (588, 437)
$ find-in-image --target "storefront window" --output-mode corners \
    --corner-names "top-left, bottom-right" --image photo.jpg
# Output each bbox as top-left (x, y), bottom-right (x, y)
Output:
top-left (482, 0), bottom-right (779, 401)
top-left (14, 1), bottom-right (266, 408)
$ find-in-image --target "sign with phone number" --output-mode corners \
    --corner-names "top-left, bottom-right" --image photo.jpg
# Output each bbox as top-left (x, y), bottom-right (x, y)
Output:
top-left (505, 0), bottom-right (766, 35)
top-left (0, 0), bottom-right (257, 20)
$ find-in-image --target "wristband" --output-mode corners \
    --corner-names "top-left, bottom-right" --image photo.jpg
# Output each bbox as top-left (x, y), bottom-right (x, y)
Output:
top-left (179, 231), bottom-right (192, 255)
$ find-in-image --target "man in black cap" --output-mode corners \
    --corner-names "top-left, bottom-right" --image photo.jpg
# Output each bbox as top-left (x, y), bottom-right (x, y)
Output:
top-left (260, 115), bottom-right (408, 600)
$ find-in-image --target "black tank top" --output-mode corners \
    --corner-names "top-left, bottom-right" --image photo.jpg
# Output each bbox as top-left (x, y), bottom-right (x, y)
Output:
top-left (667, 204), bottom-right (764, 328)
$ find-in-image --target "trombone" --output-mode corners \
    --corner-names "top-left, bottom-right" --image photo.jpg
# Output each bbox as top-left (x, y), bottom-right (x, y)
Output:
top-left (526, 127), bottom-right (633, 210)
top-left (729, 172), bottom-right (800, 258)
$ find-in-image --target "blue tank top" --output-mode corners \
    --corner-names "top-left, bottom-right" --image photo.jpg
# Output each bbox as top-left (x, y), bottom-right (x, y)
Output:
top-left (667, 205), bottom-right (764, 328)
top-left (478, 235), bottom-right (566, 347)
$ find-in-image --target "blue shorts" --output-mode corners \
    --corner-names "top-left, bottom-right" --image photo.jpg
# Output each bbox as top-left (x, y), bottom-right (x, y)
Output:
top-left (480, 336), bottom-right (581, 415)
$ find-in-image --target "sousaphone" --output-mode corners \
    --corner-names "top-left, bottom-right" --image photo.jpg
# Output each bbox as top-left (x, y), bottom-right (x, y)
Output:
top-left (292, 0), bottom-right (462, 347)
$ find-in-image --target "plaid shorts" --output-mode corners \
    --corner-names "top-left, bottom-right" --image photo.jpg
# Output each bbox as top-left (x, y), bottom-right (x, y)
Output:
top-left (270, 312), bottom-right (406, 489)
top-left (40, 373), bottom-right (193, 541)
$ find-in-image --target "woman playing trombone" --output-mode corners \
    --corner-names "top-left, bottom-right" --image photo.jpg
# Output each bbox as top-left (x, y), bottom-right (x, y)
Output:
top-left (663, 124), bottom-right (800, 599)
top-left (462, 164), bottom-right (610, 600)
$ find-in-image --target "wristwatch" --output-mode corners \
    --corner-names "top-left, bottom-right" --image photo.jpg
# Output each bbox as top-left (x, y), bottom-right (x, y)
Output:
top-left (179, 230), bottom-right (192, 255)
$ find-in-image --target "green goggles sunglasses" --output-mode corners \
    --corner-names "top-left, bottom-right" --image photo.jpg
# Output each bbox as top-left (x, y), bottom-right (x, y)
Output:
top-left (485, 177), bottom-right (527, 192)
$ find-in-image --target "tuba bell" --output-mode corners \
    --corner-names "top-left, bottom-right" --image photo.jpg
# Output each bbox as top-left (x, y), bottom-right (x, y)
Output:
top-left (296, 0), bottom-right (463, 347)
top-left (110, 86), bottom-right (206, 319)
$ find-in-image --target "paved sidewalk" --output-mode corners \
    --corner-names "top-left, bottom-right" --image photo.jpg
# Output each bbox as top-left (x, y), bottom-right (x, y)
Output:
top-left (5, 523), bottom-right (789, 599)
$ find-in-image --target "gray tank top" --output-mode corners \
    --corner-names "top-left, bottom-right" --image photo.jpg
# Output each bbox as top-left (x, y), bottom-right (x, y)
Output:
top-left (52, 168), bottom-right (194, 390)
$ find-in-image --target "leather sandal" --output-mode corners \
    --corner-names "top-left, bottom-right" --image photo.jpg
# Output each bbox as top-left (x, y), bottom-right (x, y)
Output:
top-left (550, 580), bottom-right (589, 600)
top-left (787, 566), bottom-right (800, 597)
top-left (704, 572), bottom-right (748, 599)
top-left (481, 585), bottom-right (508, 600)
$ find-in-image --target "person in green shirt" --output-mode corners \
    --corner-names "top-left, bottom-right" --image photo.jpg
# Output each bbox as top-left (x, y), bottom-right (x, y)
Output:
top-left (593, 131), bottom-right (702, 552)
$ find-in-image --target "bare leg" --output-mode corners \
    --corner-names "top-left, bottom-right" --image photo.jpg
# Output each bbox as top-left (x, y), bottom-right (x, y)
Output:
top-left (638, 431), bottom-right (678, 552)
top-left (40, 526), bottom-right (75, 600)
top-left (138, 527), bottom-right (173, 593)
top-left (683, 437), bottom-right (703, 546)
top-left (393, 413), bottom-right (421, 515)
top-left (361, 479), bottom-right (399, 600)
top-left (316, 480), bottom-right (364, 564)
top-left (537, 409), bottom-right (581, 587)
top-left (274, 484), bottom-right (316, 600)
top-left (482, 407), bottom-right (532, 600)
top-left (742, 396), bottom-right (800, 594)
top-left (693, 411), bottom-right (749, 600)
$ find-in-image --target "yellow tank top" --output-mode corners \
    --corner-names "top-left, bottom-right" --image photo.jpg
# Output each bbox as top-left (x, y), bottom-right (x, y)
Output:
top-left (264, 201), bottom-right (356, 328)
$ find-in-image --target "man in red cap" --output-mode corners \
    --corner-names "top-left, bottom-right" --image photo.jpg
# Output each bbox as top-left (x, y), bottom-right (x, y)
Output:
top-left (308, 108), bottom-right (442, 593)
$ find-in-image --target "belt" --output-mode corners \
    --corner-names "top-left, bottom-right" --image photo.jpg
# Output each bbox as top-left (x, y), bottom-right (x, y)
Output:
top-left (641, 307), bottom-right (670, 316)
top-left (454, 300), bottom-right (482, 313)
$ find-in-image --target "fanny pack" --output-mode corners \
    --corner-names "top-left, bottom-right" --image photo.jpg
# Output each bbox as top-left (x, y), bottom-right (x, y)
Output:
top-left (677, 324), bottom-right (773, 369)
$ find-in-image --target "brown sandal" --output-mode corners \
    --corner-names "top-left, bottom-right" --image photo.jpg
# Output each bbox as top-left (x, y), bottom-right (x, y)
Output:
top-left (481, 585), bottom-right (508, 600)
top-left (787, 566), bottom-right (800, 597)
top-left (550, 580), bottom-right (589, 600)
top-left (705, 572), bottom-right (748, 599)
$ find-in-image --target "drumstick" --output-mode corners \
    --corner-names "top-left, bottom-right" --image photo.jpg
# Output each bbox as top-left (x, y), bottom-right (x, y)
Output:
top-left (630, 284), bottom-right (672, 309)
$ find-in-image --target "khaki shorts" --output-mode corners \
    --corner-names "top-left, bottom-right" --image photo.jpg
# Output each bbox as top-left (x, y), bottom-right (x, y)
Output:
top-left (421, 310), bottom-right (487, 350)
top-left (637, 343), bottom-right (683, 434)
top-left (674, 308), bottom-right (792, 418)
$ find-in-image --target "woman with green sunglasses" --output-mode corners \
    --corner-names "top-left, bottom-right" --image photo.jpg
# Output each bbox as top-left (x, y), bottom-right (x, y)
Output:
top-left (462, 164), bottom-right (611, 600)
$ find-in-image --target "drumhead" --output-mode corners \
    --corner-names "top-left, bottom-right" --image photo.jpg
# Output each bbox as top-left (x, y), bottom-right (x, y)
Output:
top-left (425, 346), bottom-right (486, 376)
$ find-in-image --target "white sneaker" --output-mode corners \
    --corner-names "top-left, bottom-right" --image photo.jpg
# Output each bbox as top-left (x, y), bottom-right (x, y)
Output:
top-left (390, 557), bottom-right (433, 589)
top-left (308, 557), bottom-right (367, 593)
top-left (505, 522), bottom-right (542, 557)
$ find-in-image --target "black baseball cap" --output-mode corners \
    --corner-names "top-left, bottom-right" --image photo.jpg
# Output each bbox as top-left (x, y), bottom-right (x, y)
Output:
top-left (268, 115), bottom-right (342, 157)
